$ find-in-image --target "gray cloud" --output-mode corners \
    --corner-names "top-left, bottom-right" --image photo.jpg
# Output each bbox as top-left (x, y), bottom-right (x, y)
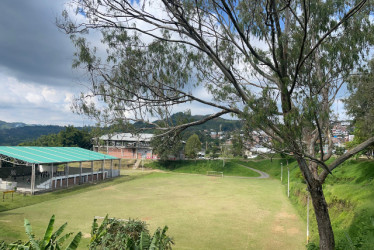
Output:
top-left (0, 1), bottom-right (225, 126)
top-left (0, 0), bottom-right (76, 87)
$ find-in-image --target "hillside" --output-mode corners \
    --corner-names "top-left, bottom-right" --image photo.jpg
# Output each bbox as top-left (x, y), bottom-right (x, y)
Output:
top-left (0, 113), bottom-right (241, 146)
top-left (0, 120), bottom-right (27, 130)
top-left (236, 158), bottom-right (374, 249)
top-left (133, 112), bottom-right (242, 132)
top-left (0, 125), bottom-right (65, 146)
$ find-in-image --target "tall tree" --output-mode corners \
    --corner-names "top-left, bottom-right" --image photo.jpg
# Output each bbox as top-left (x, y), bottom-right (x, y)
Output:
top-left (59, 1), bottom-right (374, 249)
top-left (184, 134), bottom-right (201, 159)
top-left (232, 133), bottom-right (243, 157)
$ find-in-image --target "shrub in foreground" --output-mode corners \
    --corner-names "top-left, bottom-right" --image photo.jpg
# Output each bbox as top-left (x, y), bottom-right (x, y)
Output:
top-left (0, 215), bottom-right (173, 250)
top-left (89, 216), bottom-right (174, 250)
top-left (4, 214), bottom-right (81, 250)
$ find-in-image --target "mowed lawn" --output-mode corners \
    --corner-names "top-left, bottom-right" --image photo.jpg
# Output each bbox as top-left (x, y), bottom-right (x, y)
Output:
top-left (0, 172), bottom-right (305, 249)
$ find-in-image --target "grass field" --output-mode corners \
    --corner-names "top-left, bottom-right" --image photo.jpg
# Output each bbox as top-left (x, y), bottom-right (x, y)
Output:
top-left (146, 160), bottom-right (261, 177)
top-left (0, 171), bottom-right (305, 249)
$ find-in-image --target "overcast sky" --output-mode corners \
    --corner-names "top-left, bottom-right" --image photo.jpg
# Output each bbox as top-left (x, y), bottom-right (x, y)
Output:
top-left (0, 0), bottom-right (90, 126)
top-left (0, 1), bottom-right (348, 127)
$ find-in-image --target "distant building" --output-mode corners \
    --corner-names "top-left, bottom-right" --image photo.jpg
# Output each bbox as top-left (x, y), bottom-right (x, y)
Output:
top-left (331, 120), bottom-right (353, 147)
top-left (93, 133), bottom-right (157, 159)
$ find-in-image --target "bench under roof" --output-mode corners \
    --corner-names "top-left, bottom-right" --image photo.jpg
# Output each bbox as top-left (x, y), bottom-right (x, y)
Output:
top-left (0, 146), bottom-right (118, 164)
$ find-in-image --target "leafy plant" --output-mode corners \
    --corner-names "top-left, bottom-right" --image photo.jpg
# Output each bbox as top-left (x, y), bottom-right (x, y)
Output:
top-left (89, 215), bottom-right (173, 250)
top-left (0, 240), bottom-right (7, 249)
top-left (7, 215), bottom-right (81, 250)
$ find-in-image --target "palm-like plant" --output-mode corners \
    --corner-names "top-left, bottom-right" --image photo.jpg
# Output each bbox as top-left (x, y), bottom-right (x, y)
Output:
top-left (8, 215), bottom-right (81, 250)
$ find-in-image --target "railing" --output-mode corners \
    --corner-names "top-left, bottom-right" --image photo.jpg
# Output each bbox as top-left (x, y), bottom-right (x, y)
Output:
top-left (36, 169), bottom-right (121, 189)
top-left (0, 180), bottom-right (17, 190)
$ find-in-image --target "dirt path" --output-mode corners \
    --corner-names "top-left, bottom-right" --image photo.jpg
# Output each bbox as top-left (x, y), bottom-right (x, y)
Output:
top-left (239, 164), bottom-right (270, 178)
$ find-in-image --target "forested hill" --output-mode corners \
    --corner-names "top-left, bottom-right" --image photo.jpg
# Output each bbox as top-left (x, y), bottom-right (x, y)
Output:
top-left (0, 120), bottom-right (27, 130)
top-left (134, 112), bottom-right (242, 132)
top-left (0, 122), bottom-right (65, 146)
top-left (0, 114), bottom-right (241, 146)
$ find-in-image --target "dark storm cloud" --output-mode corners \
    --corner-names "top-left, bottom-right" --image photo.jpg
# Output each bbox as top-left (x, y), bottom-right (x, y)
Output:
top-left (0, 0), bottom-right (76, 86)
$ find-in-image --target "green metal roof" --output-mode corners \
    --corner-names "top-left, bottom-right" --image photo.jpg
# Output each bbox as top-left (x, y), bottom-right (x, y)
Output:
top-left (0, 146), bottom-right (118, 164)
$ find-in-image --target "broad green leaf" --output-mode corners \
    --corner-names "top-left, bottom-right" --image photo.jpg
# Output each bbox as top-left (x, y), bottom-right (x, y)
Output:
top-left (42, 215), bottom-right (55, 248)
top-left (65, 232), bottom-right (82, 250)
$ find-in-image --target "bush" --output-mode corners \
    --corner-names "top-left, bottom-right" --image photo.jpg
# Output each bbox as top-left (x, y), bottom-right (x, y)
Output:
top-left (89, 215), bottom-right (174, 250)
top-left (0, 215), bottom-right (173, 250)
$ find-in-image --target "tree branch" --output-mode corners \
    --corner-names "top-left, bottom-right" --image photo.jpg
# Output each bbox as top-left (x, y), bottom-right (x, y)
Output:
top-left (319, 136), bottom-right (374, 182)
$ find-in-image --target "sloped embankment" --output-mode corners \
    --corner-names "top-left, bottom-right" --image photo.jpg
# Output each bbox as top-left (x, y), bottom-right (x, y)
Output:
top-left (238, 158), bottom-right (374, 249)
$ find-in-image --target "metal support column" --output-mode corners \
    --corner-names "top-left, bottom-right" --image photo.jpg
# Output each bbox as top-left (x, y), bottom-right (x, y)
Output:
top-left (51, 163), bottom-right (54, 189)
top-left (91, 161), bottom-right (94, 182)
top-left (66, 163), bottom-right (69, 188)
top-left (79, 162), bottom-right (82, 184)
top-left (102, 160), bottom-right (105, 180)
top-left (31, 164), bottom-right (35, 195)
top-left (119, 159), bottom-right (122, 175)
top-left (110, 159), bottom-right (113, 178)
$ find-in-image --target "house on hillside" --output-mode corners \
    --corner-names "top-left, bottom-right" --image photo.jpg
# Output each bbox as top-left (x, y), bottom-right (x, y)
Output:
top-left (93, 133), bottom-right (157, 159)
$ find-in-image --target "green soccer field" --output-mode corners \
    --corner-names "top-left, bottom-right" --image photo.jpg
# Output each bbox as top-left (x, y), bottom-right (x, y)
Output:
top-left (0, 172), bottom-right (306, 249)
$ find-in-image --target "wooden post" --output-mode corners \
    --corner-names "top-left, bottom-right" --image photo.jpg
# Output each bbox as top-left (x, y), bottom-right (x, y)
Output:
top-left (110, 159), bottom-right (113, 178)
top-left (79, 162), bottom-right (83, 184)
top-left (91, 161), bottom-right (94, 182)
top-left (31, 164), bottom-right (35, 195)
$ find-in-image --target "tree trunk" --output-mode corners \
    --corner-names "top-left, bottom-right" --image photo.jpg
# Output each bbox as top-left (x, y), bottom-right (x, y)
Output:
top-left (309, 179), bottom-right (335, 250)
top-left (297, 158), bottom-right (335, 250)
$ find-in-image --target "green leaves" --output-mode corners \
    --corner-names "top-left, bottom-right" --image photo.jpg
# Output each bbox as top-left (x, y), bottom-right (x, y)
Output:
top-left (185, 134), bottom-right (202, 159)
top-left (65, 232), bottom-right (81, 250)
top-left (9, 215), bottom-right (81, 250)
top-left (89, 216), bottom-right (173, 250)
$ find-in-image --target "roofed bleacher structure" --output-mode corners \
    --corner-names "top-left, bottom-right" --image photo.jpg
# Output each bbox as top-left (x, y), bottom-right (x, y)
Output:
top-left (0, 147), bottom-right (120, 194)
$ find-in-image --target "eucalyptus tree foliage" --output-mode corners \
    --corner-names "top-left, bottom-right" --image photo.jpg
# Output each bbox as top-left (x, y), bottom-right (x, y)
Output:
top-left (58, 1), bottom-right (374, 249)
